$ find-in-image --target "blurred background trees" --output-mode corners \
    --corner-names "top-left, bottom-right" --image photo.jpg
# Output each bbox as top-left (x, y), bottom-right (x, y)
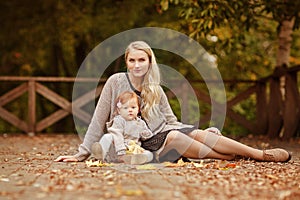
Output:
top-left (0, 0), bottom-right (299, 138)
top-left (160, 0), bottom-right (300, 138)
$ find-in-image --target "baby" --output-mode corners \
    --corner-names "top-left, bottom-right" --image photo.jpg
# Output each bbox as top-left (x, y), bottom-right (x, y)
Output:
top-left (91, 91), bottom-right (154, 164)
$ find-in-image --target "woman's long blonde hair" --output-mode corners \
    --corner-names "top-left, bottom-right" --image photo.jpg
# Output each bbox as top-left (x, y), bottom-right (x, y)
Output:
top-left (125, 41), bottom-right (161, 121)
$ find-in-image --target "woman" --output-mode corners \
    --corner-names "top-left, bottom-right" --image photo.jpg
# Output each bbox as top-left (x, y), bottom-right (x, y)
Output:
top-left (55, 41), bottom-right (291, 163)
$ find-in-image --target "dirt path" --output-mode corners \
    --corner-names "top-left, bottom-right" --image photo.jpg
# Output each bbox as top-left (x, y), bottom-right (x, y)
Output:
top-left (0, 134), bottom-right (299, 200)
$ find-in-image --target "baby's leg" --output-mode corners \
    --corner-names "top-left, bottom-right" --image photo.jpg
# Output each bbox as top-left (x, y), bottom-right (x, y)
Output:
top-left (142, 150), bottom-right (154, 162)
top-left (91, 134), bottom-right (114, 162)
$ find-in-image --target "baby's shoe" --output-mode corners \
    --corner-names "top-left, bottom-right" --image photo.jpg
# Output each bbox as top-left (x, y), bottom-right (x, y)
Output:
top-left (122, 154), bottom-right (148, 165)
top-left (91, 142), bottom-right (104, 161)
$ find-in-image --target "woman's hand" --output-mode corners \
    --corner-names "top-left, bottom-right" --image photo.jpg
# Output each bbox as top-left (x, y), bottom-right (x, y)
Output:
top-left (54, 155), bottom-right (79, 162)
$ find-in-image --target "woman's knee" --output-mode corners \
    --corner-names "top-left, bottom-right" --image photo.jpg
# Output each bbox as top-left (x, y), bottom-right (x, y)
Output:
top-left (189, 129), bottom-right (221, 144)
top-left (188, 129), bottom-right (206, 140)
top-left (166, 130), bottom-right (180, 140)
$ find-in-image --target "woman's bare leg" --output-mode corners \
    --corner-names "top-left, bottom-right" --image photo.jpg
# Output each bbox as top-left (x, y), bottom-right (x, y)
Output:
top-left (160, 131), bottom-right (235, 160)
top-left (188, 130), bottom-right (291, 161)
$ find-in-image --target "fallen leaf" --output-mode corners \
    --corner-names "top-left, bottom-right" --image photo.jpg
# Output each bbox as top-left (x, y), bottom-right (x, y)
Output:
top-left (136, 164), bottom-right (156, 170)
top-left (85, 160), bottom-right (113, 167)
top-left (1, 178), bottom-right (9, 182)
top-left (265, 174), bottom-right (278, 179)
top-left (163, 162), bottom-right (178, 167)
top-left (122, 189), bottom-right (144, 196)
top-left (226, 163), bottom-right (237, 168)
top-left (177, 158), bottom-right (186, 166)
top-left (216, 160), bottom-right (229, 168)
top-left (192, 160), bottom-right (205, 168)
top-left (116, 184), bottom-right (144, 196)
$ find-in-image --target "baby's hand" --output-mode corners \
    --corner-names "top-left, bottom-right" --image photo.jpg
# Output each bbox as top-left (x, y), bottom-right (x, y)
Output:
top-left (140, 130), bottom-right (153, 139)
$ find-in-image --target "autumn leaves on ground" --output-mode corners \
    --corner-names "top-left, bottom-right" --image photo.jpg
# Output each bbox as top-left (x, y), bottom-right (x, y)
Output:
top-left (0, 134), bottom-right (299, 200)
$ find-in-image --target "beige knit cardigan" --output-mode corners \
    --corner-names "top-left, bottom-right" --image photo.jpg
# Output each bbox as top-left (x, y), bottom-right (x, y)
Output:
top-left (74, 72), bottom-right (193, 161)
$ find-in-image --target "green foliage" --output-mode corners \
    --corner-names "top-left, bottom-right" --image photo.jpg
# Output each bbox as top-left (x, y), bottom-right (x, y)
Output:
top-left (262, 0), bottom-right (300, 27)
top-left (159, 0), bottom-right (300, 135)
top-left (0, 0), bottom-right (166, 76)
top-left (0, 0), bottom-right (166, 133)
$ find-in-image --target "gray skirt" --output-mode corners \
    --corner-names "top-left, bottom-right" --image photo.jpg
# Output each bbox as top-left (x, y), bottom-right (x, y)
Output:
top-left (141, 127), bottom-right (197, 151)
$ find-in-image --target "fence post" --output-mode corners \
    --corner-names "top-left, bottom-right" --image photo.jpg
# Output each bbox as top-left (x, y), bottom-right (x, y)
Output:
top-left (256, 81), bottom-right (268, 134)
top-left (267, 68), bottom-right (284, 138)
top-left (181, 82), bottom-right (189, 124)
top-left (28, 79), bottom-right (36, 134)
top-left (282, 71), bottom-right (300, 139)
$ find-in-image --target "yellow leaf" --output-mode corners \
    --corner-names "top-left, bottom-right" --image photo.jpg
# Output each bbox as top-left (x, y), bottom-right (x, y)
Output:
top-left (266, 174), bottom-right (278, 180)
top-left (192, 161), bottom-right (204, 168)
top-left (85, 160), bottom-right (113, 167)
top-left (115, 184), bottom-right (144, 196)
top-left (163, 162), bottom-right (178, 167)
top-left (136, 164), bottom-right (156, 170)
top-left (177, 158), bottom-right (186, 166)
top-left (123, 189), bottom-right (144, 196)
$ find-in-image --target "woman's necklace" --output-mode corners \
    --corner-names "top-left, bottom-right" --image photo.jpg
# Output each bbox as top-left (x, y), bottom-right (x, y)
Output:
top-left (128, 74), bottom-right (142, 92)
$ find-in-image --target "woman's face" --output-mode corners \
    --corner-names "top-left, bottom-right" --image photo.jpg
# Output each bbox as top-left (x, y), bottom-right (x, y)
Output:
top-left (126, 49), bottom-right (150, 78)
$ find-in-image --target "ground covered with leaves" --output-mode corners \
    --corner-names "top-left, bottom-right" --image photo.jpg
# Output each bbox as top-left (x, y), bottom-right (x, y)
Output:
top-left (0, 134), bottom-right (299, 200)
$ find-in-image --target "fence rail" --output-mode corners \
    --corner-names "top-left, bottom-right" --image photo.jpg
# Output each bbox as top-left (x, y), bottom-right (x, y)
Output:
top-left (0, 65), bottom-right (299, 138)
top-left (0, 77), bottom-right (104, 133)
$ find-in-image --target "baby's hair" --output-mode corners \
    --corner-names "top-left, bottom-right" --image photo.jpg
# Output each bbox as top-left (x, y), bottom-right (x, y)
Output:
top-left (113, 91), bottom-right (140, 116)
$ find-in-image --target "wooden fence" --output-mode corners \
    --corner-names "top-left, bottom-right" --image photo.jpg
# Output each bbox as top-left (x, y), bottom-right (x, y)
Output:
top-left (0, 66), bottom-right (299, 137)
top-left (0, 77), bottom-right (104, 133)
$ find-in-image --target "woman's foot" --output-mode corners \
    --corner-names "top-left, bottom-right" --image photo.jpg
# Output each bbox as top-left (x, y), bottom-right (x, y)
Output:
top-left (262, 148), bottom-right (291, 162)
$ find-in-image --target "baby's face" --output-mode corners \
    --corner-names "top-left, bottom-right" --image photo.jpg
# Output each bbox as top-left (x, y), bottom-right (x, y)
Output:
top-left (118, 99), bottom-right (139, 121)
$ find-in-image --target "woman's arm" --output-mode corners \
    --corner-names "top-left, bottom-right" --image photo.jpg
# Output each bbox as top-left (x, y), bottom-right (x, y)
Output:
top-left (70, 75), bottom-right (118, 161)
top-left (140, 119), bottom-right (154, 140)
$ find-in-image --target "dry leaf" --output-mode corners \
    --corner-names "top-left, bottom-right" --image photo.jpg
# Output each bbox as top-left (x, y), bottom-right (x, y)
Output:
top-left (265, 174), bottom-right (278, 179)
top-left (177, 158), bottom-right (186, 166)
top-left (136, 164), bottom-right (156, 170)
top-left (126, 140), bottom-right (144, 154)
top-left (163, 162), bottom-right (178, 167)
top-left (116, 184), bottom-right (144, 196)
top-left (192, 161), bottom-right (205, 168)
top-left (85, 160), bottom-right (113, 167)
top-left (122, 189), bottom-right (144, 196)
top-left (1, 178), bottom-right (9, 182)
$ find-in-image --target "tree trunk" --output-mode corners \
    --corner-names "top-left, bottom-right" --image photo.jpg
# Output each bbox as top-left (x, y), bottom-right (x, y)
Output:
top-left (267, 18), bottom-right (295, 139)
top-left (282, 70), bottom-right (300, 139)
